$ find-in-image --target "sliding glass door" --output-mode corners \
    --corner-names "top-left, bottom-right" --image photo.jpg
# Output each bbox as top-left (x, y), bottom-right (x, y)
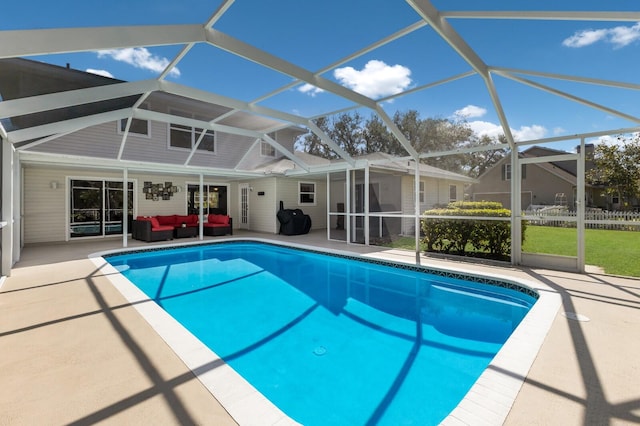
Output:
top-left (69, 179), bottom-right (133, 238)
top-left (187, 184), bottom-right (228, 215)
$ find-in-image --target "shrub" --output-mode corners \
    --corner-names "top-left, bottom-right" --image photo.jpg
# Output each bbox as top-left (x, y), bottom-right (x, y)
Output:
top-left (421, 201), bottom-right (525, 259)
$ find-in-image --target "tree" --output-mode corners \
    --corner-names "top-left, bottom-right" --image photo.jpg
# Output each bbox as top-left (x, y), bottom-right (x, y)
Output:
top-left (296, 113), bottom-right (366, 159)
top-left (296, 109), bottom-right (507, 177)
top-left (463, 134), bottom-right (509, 178)
top-left (587, 135), bottom-right (640, 209)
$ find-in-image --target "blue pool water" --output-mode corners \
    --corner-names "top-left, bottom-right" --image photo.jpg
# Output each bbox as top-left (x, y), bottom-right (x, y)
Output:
top-left (106, 241), bottom-right (537, 425)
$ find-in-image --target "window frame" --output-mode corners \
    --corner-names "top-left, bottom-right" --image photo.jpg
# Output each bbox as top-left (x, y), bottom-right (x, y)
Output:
top-left (298, 181), bottom-right (316, 206)
top-left (261, 140), bottom-right (276, 157)
top-left (118, 105), bottom-right (150, 138)
top-left (167, 110), bottom-right (216, 155)
top-left (449, 184), bottom-right (457, 203)
top-left (503, 164), bottom-right (512, 181)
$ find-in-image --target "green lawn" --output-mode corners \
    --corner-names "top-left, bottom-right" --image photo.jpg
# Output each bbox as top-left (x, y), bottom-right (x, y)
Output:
top-left (523, 226), bottom-right (640, 277)
top-left (381, 227), bottom-right (640, 277)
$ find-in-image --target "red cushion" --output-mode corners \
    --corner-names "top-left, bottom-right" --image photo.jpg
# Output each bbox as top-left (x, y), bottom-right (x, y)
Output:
top-left (150, 217), bottom-right (161, 229)
top-left (176, 214), bottom-right (198, 226)
top-left (156, 215), bottom-right (177, 226)
top-left (136, 216), bottom-right (150, 221)
top-left (208, 214), bottom-right (229, 225)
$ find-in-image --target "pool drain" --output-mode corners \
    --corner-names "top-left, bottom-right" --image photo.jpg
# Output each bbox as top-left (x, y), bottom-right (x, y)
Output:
top-left (313, 346), bottom-right (327, 356)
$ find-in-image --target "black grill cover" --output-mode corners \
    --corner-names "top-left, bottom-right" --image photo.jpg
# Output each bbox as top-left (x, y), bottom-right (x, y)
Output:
top-left (277, 202), bottom-right (312, 235)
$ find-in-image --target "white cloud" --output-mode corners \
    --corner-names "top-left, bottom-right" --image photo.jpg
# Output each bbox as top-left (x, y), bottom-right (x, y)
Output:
top-left (513, 125), bottom-right (547, 141)
top-left (454, 104), bottom-right (487, 119)
top-left (467, 120), bottom-right (547, 141)
top-left (562, 22), bottom-right (640, 48)
top-left (553, 127), bottom-right (566, 136)
top-left (467, 120), bottom-right (504, 139)
top-left (596, 132), bottom-right (640, 146)
top-left (97, 48), bottom-right (181, 77)
top-left (333, 60), bottom-right (411, 98)
top-left (86, 68), bottom-right (114, 78)
top-left (298, 83), bottom-right (324, 97)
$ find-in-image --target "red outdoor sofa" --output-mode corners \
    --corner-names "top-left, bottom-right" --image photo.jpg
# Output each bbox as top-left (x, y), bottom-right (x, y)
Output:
top-left (132, 214), bottom-right (232, 242)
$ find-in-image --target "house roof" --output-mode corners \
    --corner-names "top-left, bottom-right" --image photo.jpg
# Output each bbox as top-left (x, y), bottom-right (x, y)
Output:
top-left (475, 147), bottom-right (579, 186)
top-left (332, 152), bottom-right (478, 183)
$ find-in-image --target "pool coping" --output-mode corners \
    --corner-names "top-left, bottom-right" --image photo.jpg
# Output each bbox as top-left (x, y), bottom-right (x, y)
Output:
top-left (90, 237), bottom-right (561, 425)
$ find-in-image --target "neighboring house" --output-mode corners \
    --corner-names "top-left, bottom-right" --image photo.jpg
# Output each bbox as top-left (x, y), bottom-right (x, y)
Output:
top-left (469, 145), bottom-right (608, 211)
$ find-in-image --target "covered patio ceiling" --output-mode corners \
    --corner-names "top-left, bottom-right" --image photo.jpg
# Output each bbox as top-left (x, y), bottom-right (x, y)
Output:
top-left (1, 0), bottom-right (640, 175)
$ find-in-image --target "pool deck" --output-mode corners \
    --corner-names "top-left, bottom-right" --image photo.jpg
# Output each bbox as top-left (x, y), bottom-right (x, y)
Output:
top-left (1, 230), bottom-right (639, 425)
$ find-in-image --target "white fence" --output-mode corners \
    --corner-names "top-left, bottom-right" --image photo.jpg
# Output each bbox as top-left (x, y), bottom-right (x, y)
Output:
top-left (524, 207), bottom-right (640, 231)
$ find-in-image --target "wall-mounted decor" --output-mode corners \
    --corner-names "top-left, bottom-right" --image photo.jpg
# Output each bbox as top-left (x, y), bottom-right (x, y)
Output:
top-left (143, 181), bottom-right (179, 201)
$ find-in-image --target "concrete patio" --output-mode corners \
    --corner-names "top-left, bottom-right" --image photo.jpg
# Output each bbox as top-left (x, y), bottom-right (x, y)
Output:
top-left (1, 230), bottom-right (639, 425)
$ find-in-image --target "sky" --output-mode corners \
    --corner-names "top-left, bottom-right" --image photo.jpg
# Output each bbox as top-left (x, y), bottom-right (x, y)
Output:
top-left (3, 0), bottom-right (640, 152)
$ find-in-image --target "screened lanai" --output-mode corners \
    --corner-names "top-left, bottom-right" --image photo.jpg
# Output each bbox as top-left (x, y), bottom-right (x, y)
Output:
top-left (1, 1), bottom-right (640, 277)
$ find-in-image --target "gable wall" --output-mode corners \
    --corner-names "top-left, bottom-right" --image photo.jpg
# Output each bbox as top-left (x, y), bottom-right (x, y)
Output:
top-left (471, 161), bottom-right (576, 209)
top-left (27, 118), bottom-right (297, 171)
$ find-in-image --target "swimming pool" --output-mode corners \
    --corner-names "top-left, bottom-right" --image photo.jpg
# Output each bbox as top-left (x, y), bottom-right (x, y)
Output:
top-left (99, 240), bottom-right (552, 425)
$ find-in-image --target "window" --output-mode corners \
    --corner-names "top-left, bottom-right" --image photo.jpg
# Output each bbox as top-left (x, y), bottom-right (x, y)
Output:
top-left (261, 140), bottom-right (276, 157)
top-left (299, 182), bottom-right (316, 205)
top-left (502, 164), bottom-right (511, 181)
top-left (118, 104), bottom-right (150, 137)
top-left (502, 163), bottom-right (526, 180)
top-left (168, 111), bottom-right (215, 153)
top-left (119, 117), bottom-right (149, 137)
top-left (449, 184), bottom-right (457, 202)
top-left (419, 181), bottom-right (425, 203)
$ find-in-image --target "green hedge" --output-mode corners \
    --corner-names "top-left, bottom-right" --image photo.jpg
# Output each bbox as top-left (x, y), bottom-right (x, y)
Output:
top-left (421, 202), bottom-right (525, 259)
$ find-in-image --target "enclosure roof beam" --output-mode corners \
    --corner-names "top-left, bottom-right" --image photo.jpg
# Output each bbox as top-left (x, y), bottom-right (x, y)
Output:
top-left (407, 0), bottom-right (516, 148)
top-left (0, 80), bottom-right (159, 119)
top-left (0, 25), bottom-right (206, 59)
top-left (441, 10), bottom-right (640, 22)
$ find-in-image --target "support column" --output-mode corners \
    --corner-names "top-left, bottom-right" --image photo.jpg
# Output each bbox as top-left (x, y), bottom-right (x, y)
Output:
top-left (577, 138), bottom-right (586, 273)
top-left (364, 162), bottom-right (370, 246)
top-left (415, 161), bottom-right (421, 265)
top-left (122, 168), bottom-right (128, 248)
top-left (346, 169), bottom-right (351, 244)
top-left (510, 149), bottom-right (522, 265)
top-left (199, 175), bottom-right (204, 240)
top-left (326, 173), bottom-right (330, 241)
top-left (1, 138), bottom-right (14, 276)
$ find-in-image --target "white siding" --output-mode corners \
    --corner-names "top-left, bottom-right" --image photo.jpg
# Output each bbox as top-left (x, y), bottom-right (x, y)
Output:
top-left (23, 167), bottom-right (71, 243)
top-left (22, 167), bottom-right (236, 243)
top-left (135, 174), bottom-right (191, 217)
top-left (276, 178), bottom-right (327, 230)
top-left (244, 177), bottom-right (278, 233)
top-left (401, 176), bottom-right (460, 234)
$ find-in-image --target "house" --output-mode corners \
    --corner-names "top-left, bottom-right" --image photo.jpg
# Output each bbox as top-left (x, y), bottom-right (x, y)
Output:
top-left (0, 58), bottom-right (475, 251)
top-left (326, 152), bottom-right (478, 242)
top-left (469, 145), bottom-right (608, 211)
top-left (0, 58), bottom-right (326, 244)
